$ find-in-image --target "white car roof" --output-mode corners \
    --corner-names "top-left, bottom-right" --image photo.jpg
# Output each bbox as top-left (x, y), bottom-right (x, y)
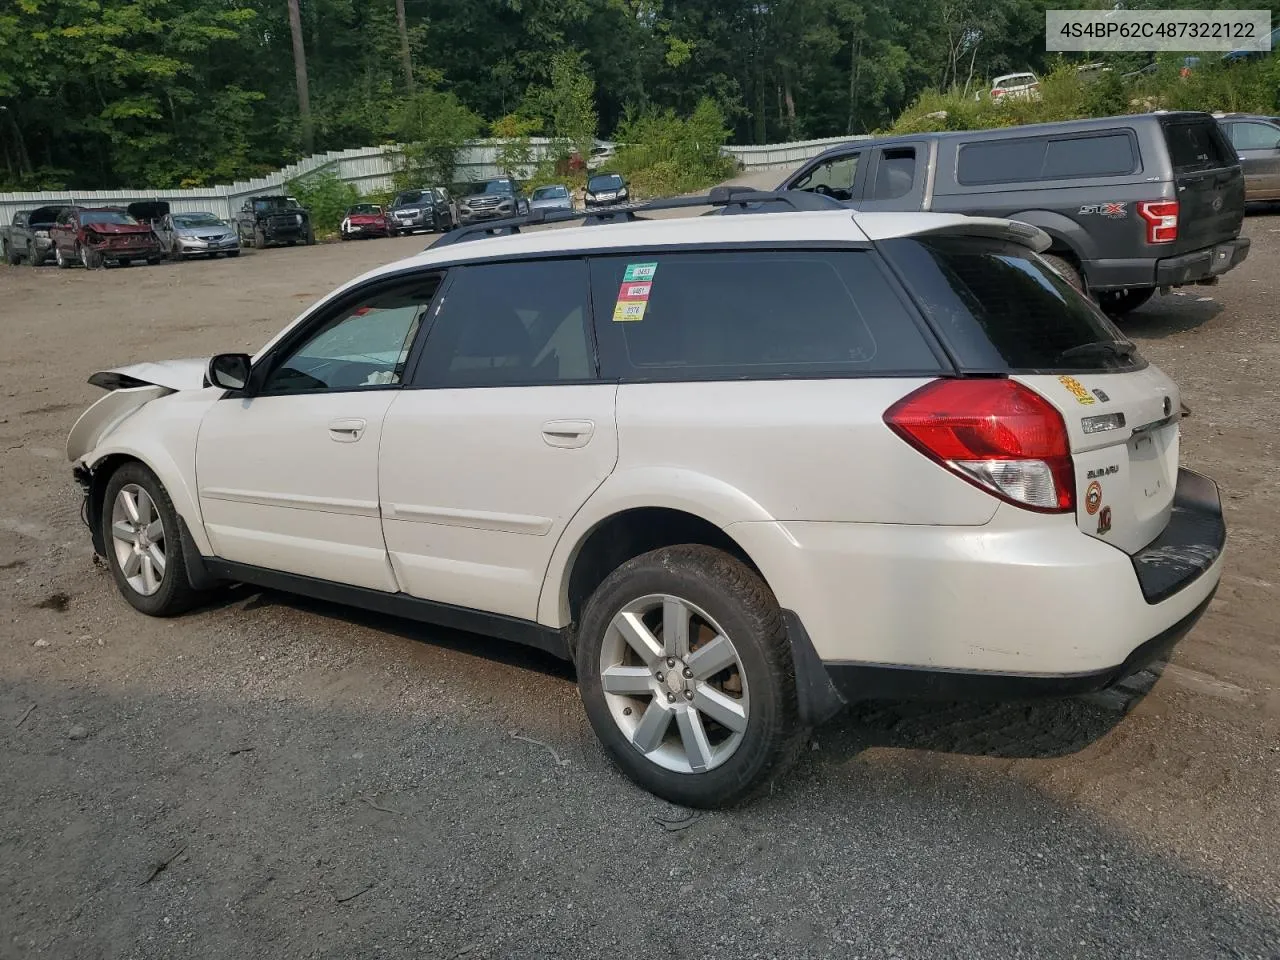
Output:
top-left (256, 209), bottom-right (1048, 359)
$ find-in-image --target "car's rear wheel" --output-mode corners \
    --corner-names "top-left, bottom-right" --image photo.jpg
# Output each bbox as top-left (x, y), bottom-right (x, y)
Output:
top-left (30, 243), bottom-right (46, 266)
top-left (3, 241), bottom-right (19, 265)
top-left (576, 544), bottom-right (804, 808)
top-left (1040, 252), bottom-right (1084, 292)
top-left (1097, 287), bottom-right (1155, 317)
top-left (102, 462), bottom-right (203, 617)
top-left (254, 227), bottom-right (266, 249)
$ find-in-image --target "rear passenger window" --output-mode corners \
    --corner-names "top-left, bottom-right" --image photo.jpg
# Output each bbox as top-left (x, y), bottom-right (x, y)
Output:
top-left (413, 259), bottom-right (594, 387)
top-left (957, 131), bottom-right (1138, 184)
top-left (589, 251), bottom-right (941, 381)
top-left (869, 148), bottom-right (917, 200)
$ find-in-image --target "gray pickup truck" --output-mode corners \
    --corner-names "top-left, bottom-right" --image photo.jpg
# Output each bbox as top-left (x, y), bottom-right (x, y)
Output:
top-left (778, 112), bottom-right (1250, 316)
top-left (1, 205), bottom-right (65, 266)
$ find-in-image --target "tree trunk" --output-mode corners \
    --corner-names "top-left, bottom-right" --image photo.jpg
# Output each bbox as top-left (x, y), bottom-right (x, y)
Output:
top-left (783, 72), bottom-right (796, 137)
top-left (286, 0), bottom-right (313, 154)
top-left (395, 0), bottom-right (415, 93)
top-left (847, 38), bottom-right (862, 135)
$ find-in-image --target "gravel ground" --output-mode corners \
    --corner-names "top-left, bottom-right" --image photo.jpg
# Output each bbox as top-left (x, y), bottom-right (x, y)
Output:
top-left (1, 209), bottom-right (1278, 959)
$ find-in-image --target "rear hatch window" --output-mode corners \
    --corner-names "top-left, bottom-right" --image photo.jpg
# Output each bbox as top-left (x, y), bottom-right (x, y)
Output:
top-left (1162, 118), bottom-right (1234, 172)
top-left (879, 236), bottom-right (1142, 374)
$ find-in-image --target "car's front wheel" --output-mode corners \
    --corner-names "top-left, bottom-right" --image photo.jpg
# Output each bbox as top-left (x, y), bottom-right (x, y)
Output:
top-left (576, 545), bottom-right (804, 808)
top-left (101, 462), bottom-right (204, 617)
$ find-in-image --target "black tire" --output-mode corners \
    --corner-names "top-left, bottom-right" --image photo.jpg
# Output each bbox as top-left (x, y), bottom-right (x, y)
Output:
top-left (146, 256), bottom-right (161, 265)
top-left (30, 244), bottom-right (46, 267)
top-left (54, 244), bottom-right (71, 269)
top-left (254, 227), bottom-right (266, 249)
top-left (3, 241), bottom-right (20, 266)
top-left (1040, 252), bottom-right (1084, 292)
top-left (305, 227), bottom-right (316, 246)
top-left (80, 244), bottom-right (103, 269)
top-left (225, 249), bottom-right (240, 258)
top-left (1097, 287), bottom-right (1155, 317)
top-left (100, 461), bottom-right (205, 617)
top-left (575, 544), bottom-right (804, 808)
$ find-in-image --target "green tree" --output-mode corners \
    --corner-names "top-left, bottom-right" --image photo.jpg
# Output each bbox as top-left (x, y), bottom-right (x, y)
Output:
top-left (394, 88), bottom-right (483, 186)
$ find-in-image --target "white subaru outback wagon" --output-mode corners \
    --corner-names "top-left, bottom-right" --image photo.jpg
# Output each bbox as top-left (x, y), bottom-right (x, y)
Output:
top-left (68, 192), bottom-right (1226, 807)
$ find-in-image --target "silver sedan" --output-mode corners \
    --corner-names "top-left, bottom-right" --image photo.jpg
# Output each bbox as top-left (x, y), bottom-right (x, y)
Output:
top-left (156, 212), bottom-right (242, 260)
top-left (529, 184), bottom-right (574, 214)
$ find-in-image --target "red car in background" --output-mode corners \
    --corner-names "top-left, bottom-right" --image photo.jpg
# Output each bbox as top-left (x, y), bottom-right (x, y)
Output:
top-left (50, 206), bottom-right (162, 269)
top-left (340, 204), bottom-right (394, 240)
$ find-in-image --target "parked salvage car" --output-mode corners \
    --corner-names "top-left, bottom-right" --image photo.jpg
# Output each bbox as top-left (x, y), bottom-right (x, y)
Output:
top-left (585, 173), bottom-right (629, 209)
top-left (456, 178), bottom-right (528, 225)
top-left (1216, 114), bottom-right (1280, 201)
top-left (989, 72), bottom-right (1041, 102)
top-left (50, 206), bottom-right (162, 269)
top-left (67, 191), bottom-right (1225, 808)
top-left (779, 112), bottom-right (1249, 317)
top-left (388, 188), bottom-right (455, 234)
top-left (2, 205), bottom-right (64, 266)
top-left (529, 184), bottom-right (574, 213)
top-left (341, 204), bottom-right (395, 240)
top-left (235, 195), bottom-right (315, 248)
top-left (154, 210), bottom-right (241, 260)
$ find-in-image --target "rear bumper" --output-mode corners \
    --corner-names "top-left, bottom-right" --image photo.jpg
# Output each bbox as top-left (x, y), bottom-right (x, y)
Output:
top-left (729, 469), bottom-right (1225, 707)
top-left (1085, 238), bottom-right (1250, 291)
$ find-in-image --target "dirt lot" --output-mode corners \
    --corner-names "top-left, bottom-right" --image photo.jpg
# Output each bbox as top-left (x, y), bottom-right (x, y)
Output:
top-left (1, 218), bottom-right (1278, 959)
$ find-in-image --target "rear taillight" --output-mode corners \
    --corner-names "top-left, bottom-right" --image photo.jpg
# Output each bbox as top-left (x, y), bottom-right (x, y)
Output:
top-left (1137, 200), bottom-right (1179, 244)
top-left (884, 379), bottom-right (1075, 513)
top-left (991, 88), bottom-right (1004, 97)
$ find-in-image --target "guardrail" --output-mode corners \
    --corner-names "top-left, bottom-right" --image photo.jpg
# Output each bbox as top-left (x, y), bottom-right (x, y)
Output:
top-left (0, 134), bottom-right (870, 225)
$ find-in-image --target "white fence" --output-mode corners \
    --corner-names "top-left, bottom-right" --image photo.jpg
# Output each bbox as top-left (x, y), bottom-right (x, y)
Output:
top-left (0, 134), bottom-right (868, 225)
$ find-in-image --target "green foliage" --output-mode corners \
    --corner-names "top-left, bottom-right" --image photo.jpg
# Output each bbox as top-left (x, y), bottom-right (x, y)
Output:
top-left (287, 169), bottom-right (358, 237)
top-left (490, 113), bottom-right (543, 179)
top-left (525, 51), bottom-right (598, 161)
top-left (393, 89), bottom-right (484, 188)
top-left (890, 59), bottom-right (1280, 136)
top-left (612, 97), bottom-right (737, 198)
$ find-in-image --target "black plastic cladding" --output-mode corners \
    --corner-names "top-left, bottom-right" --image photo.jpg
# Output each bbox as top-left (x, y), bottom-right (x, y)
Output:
top-left (431, 188), bottom-right (847, 248)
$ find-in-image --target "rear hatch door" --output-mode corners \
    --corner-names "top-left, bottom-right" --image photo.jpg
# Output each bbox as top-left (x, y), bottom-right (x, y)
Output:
top-left (1016, 366), bottom-right (1179, 553)
top-left (1159, 115), bottom-right (1245, 253)
top-left (878, 231), bottom-right (1180, 554)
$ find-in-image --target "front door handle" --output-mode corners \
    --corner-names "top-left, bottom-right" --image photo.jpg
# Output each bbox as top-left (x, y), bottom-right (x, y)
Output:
top-left (541, 419), bottom-right (595, 449)
top-left (328, 417), bottom-right (366, 442)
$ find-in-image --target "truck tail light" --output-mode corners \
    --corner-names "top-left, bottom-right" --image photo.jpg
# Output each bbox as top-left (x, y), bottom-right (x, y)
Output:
top-left (884, 379), bottom-right (1075, 513)
top-left (1137, 200), bottom-right (1179, 244)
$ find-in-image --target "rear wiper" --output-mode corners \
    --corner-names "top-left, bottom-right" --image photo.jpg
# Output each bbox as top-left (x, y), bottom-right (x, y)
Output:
top-left (1056, 340), bottom-right (1137, 362)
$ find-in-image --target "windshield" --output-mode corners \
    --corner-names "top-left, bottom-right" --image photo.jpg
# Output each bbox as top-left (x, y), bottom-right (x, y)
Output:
top-left (173, 213), bottom-right (222, 228)
top-left (532, 186), bottom-right (569, 200)
top-left (879, 236), bottom-right (1141, 373)
top-left (253, 198), bottom-right (299, 212)
top-left (467, 179), bottom-right (514, 196)
top-left (393, 191), bottom-right (426, 206)
top-left (347, 204), bottom-right (382, 215)
top-left (588, 175), bottom-right (624, 192)
top-left (81, 211), bottom-right (137, 226)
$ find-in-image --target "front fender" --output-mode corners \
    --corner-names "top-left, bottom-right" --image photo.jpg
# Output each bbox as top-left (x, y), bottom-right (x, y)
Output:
top-left (77, 389), bottom-right (220, 556)
top-left (535, 467), bottom-right (777, 626)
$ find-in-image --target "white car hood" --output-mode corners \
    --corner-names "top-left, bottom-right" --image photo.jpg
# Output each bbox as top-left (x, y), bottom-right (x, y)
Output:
top-left (87, 357), bottom-right (209, 392)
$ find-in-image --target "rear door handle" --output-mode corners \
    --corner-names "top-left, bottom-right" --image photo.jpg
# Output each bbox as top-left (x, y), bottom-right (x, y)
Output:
top-left (541, 419), bottom-right (595, 449)
top-left (328, 417), bottom-right (366, 442)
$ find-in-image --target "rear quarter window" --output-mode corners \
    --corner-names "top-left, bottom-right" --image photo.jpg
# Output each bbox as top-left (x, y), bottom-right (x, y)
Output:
top-left (588, 250), bottom-right (942, 381)
top-left (879, 236), bottom-right (1143, 374)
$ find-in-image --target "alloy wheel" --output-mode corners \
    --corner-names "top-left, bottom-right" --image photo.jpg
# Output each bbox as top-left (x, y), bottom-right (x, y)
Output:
top-left (110, 484), bottom-right (167, 596)
top-left (599, 594), bottom-right (750, 774)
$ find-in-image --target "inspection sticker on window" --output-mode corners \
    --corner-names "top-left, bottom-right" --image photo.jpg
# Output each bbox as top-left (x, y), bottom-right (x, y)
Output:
top-left (613, 265), bottom-right (657, 321)
top-left (622, 262), bottom-right (658, 282)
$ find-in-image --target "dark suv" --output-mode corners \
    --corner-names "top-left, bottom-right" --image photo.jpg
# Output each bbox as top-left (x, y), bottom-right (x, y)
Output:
top-left (780, 112), bottom-right (1250, 316)
top-left (389, 187), bottom-right (455, 234)
top-left (236, 195), bottom-right (316, 248)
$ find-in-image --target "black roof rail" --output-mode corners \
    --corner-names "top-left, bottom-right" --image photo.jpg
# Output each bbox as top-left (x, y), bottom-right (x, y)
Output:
top-left (431, 188), bottom-right (845, 248)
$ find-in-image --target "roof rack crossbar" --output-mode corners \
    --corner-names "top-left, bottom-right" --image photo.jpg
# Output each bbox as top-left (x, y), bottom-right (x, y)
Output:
top-left (430, 189), bottom-right (844, 248)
